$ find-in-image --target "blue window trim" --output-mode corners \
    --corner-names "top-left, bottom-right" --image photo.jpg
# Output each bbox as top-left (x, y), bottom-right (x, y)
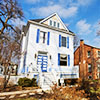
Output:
top-left (36, 29), bottom-right (40, 43)
top-left (67, 37), bottom-right (69, 48)
top-left (59, 35), bottom-right (61, 47)
top-left (58, 53), bottom-right (60, 66)
top-left (47, 32), bottom-right (50, 45)
top-left (68, 55), bottom-right (70, 66)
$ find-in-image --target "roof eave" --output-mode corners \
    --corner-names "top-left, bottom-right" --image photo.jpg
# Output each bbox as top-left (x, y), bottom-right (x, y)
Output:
top-left (28, 20), bottom-right (75, 36)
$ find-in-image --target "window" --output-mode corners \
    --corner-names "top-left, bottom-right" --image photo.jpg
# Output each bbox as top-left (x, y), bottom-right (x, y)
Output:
top-left (50, 20), bottom-right (52, 26)
top-left (87, 51), bottom-right (91, 58)
top-left (97, 64), bottom-right (100, 72)
top-left (40, 31), bottom-right (47, 44)
top-left (54, 21), bottom-right (56, 27)
top-left (57, 23), bottom-right (60, 28)
top-left (88, 64), bottom-right (92, 72)
top-left (98, 51), bottom-right (100, 57)
top-left (62, 36), bottom-right (66, 47)
top-left (88, 76), bottom-right (92, 79)
top-left (0, 67), bottom-right (3, 74)
top-left (60, 54), bottom-right (67, 66)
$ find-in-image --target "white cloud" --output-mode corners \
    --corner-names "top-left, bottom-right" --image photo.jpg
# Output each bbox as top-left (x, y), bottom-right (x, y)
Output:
top-left (92, 37), bottom-right (100, 47)
top-left (59, 0), bottom-right (92, 7)
top-left (25, 0), bottom-right (40, 4)
top-left (31, 5), bottom-right (78, 18)
top-left (76, 20), bottom-right (92, 35)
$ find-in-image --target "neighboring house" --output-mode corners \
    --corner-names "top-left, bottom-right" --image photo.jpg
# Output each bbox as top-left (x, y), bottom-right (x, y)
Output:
top-left (19, 13), bottom-right (79, 89)
top-left (0, 63), bottom-right (18, 76)
top-left (74, 40), bottom-right (100, 80)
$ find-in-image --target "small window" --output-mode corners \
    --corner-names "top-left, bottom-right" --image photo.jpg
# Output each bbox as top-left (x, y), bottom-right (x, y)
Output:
top-left (57, 23), bottom-right (60, 28)
top-left (50, 20), bottom-right (52, 26)
top-left (87, 51), bottom-right (91, 58)
top-left (88, 64), bottom-right (92, 72)
top-left (54, 21), bottom-right (56, 27)
top-left (98, 51), bottom-right (100, 57)
top-left (0, 67), bottom-right (3, 74)
top-left (40, 31), bottom-right (47, 44)
top-left (62, 36), bottom-right (66, 47)
top-left (88, 76), bottom-right (92, 79)
top-left (60, 54), bottom-right (67, 66)
top-left (97, 64), bottom-right (100, 72)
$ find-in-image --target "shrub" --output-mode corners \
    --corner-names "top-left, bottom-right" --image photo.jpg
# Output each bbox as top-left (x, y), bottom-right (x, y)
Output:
top-left (79, 79), bottom-right (100, 99)
top-left (18, 77), bottom-right (37, 87)
top-left (64, 79), bottom-right (78, 85)
top-left (31, 78), bottom-right (37, 87)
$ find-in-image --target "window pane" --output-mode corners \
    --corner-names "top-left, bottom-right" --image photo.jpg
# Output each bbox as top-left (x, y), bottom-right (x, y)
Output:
top-left (40, 31), bottom-right (47, 44)
top-left (62, 37), bottom-right (66, 47)
top-left (88, 64), bottom-right (91, 72)
top-left (54, 21), bottom-right (56, 27)
top-left (98, 51), bottom-right (100, 57)
top-left (60, 61), bottom-right (67, 66)
top-left (98, 64), bottom-right (100, 72)
top-left (60, 54), bottom-right (67, 66)
top-left (57, 23), bottom-right (60, 28)
top-left (50, 20), bottom-right (52, 26)
top-left (87, 51), bottom-right (91, 57)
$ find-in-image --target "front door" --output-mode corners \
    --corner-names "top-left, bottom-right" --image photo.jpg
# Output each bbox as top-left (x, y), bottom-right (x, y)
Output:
top-left (37, 53), bottom-right (48, 72)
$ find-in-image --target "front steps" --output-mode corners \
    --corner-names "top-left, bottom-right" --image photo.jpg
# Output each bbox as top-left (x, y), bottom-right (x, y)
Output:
top-left (39, 72), bottom-right (57, 90)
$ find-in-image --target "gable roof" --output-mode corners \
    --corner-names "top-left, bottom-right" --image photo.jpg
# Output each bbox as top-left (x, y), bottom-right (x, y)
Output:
top-left (30, 18), bottom-right (44, 22)
top-left (39, 13), bottom-right (69, 31)
top-left (74, 43), bottom-right (100, 54)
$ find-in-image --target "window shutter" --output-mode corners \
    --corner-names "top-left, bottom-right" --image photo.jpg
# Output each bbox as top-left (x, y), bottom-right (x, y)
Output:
top-left (59, 35), bottom-right (61, 47)
top-left (67, 37), bottom-right (69, 48)
top-left (47, 32), bottom-right (50, 45)
top-left (68, 55), bottom-right (70, 66)
top-left (58, 53), bottom-right (60, 66)
top-left (21, 52), bottom-right (26, 73)
top-left (27, 67), bottom-right (28, 73)
top-left (36, 29), bottom-right (40, 43)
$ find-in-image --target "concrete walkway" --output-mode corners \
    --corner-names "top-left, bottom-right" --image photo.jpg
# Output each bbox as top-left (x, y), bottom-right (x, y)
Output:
top-left (0, 89), bottom-right (43, 99)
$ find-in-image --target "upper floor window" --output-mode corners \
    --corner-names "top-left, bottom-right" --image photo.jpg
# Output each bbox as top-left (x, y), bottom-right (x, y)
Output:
top-left (98, 51), bottom-right (100, 57)
top-left (40, 31), bottom-right (47, 44)
top-left (62, 36), bottom-right (66, 47)
top-left (50, 20), bottom-right (52, 26)
top-left (60, 54), bottom-right (67, 66)
top-left (87, 51), bottom-right (91, 58)
top-left (0, 67), bottom-right (3, 74)
top-left (97, 64), bottom-right (100, 72)
top-left (88, 64), bottom-right (92, 72)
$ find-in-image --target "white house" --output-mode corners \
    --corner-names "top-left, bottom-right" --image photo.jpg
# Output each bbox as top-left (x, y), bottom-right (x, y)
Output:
top-left (19, 13), bottom-right (79, 90)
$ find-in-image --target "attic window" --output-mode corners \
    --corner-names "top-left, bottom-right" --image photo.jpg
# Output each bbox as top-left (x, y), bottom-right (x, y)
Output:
top-left (57, 23), bottom-right (60, 28)
top-left (54, 21), bottom-right (56, 27)
top-left (50, 20), bottom-right (52, 26)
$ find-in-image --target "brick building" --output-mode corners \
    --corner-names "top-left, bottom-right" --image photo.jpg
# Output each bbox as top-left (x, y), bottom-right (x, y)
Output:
top-left (74, 40), bottom-right (100, 79)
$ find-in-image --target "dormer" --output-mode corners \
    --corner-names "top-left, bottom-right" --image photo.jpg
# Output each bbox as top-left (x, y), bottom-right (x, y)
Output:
top-left (39, 13), bottom-right (68, 31)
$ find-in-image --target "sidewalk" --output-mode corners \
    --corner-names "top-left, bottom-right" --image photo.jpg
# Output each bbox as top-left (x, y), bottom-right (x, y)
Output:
top-left (0, 89), bottom-right (42, 100)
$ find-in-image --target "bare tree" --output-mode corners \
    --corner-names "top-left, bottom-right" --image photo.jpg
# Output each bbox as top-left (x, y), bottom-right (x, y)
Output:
top-left (0, 0), bottom-right (23, 35)
top-left (0, 0), bottom-right (24, 89)
top-left (0, 27), bottom-right (22, 89)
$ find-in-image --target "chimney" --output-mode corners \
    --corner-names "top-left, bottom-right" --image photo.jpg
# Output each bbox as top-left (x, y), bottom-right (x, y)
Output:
top-left (80, 39), bottom-right (84, 46)
top-left (79, 39), bottom-right (85, 79)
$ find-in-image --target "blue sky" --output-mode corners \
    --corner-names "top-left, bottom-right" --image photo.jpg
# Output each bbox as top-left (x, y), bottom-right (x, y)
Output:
top-left (17, 0), bottom-right (100, 47)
